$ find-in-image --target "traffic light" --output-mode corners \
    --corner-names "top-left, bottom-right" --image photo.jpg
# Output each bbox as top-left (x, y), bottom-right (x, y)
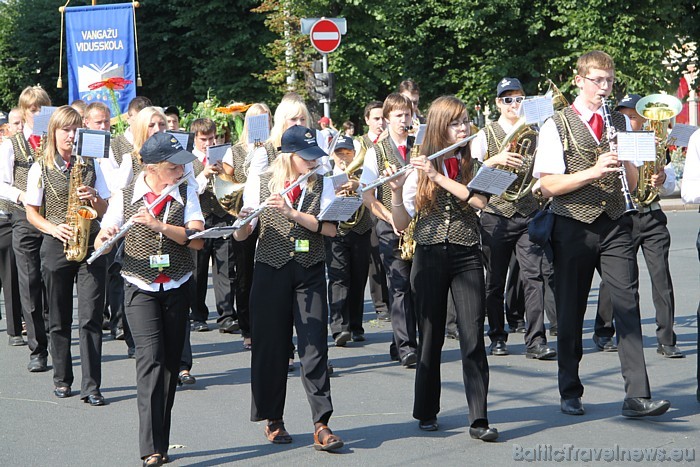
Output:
top-left (313, 72), bottom-right (335, 103)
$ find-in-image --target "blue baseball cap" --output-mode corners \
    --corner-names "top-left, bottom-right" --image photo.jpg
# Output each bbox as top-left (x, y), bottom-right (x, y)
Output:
top-left (140, 132), bottom-right (196, 165)
top-left (281, 126), bottom-right (327, 160)
top-left (497, 77), bottom-right (524, 97)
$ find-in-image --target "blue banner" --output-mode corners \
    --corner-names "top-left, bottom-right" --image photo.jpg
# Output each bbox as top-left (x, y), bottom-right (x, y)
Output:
top-left (65, 3), bottom-right (136, 117)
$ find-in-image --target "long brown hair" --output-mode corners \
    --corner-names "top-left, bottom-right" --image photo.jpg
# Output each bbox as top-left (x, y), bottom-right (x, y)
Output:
top-left (415, 96), bottom-right (472, 213)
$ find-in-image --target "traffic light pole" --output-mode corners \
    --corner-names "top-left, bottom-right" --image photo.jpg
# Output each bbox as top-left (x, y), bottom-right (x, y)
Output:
top-left (322, 53), bottom-right (330, 119)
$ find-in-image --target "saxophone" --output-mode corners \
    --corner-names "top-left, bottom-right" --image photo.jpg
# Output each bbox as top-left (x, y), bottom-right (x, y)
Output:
top-left (64, 153), bottom-right (98, 262)
top-left (397, 141), bottom-right (422, 261)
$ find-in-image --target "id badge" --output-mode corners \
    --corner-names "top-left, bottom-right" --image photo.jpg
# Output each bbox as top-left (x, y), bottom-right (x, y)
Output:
top-left (294, 239), bottom-right (309, 253)
top-left (149, 254), bottom-right (171, 269)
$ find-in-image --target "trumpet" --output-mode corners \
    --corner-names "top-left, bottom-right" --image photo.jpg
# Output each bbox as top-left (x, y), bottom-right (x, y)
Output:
top-left (86, 171), bottom-right (192, 265)
top-left (359, 134), bottom-right (477, 193)
top-left (600, 98), bottom-right (637, 214)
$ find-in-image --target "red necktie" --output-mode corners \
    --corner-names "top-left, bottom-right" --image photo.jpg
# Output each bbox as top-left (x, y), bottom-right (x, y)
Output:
top-left (144, 192), bottom-right (173, 216)
top-left (444, 157), bottom-right (459, 180)
top-left (397, 145), bottom-right (407, 161)
top-left (372, 135), bottom-right (379, 144)
top-left (28, 135), bottom-right (41, 150)
top-left (153, 273), bottom-right (170, 284)
top-left (572, 104), bottom-right (603, 140)
top-left (284, 181), bottom-right (302, 205)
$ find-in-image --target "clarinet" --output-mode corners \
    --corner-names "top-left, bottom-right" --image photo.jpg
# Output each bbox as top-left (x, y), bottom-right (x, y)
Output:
top-left (599, 99), bottom-right (638, 214)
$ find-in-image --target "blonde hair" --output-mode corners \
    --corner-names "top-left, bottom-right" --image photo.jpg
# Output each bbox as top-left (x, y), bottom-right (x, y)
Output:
top-left (415, 96), bottom-right (472, 213)
top-left (44, 106), bottom-right (82, 167)
top-left (132, 106), bottom-right (167, 154)
top-left (18, 86), bottom-right (51, 120)
top-left (265, 152), bottom-right (317, 196)
top-left (577, 50), bottom-right (615, 76)
top-left (268, 98), bottom-right (311, 149)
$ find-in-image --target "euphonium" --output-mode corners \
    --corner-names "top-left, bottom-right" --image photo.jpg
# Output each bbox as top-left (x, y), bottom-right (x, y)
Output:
top-left (64, 153), bottom-right (98, 262)
top-left (337, 144), bottom-right (366, 230)
top-left (213, 141), bottom-right (258, 217)
top-left (634, 94), bottom-right (682, 205)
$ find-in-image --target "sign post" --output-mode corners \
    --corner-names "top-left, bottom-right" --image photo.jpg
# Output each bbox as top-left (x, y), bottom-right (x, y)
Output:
top-left (307, 18), bottom-right (343, 118)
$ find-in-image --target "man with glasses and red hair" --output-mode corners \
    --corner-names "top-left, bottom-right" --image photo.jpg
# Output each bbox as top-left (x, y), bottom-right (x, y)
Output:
top-left (470, 77), bottom-right (556, 362)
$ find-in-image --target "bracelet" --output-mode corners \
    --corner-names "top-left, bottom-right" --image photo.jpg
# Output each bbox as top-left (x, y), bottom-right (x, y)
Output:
top-left (315, 218), bottom-right (324, 233)
top-left (391, 200), bottom-right (404, 207)
top-left (183, 228), bottom-right (196, 246)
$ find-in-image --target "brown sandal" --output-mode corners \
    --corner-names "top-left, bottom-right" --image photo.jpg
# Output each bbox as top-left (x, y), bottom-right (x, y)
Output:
top-left (265, 420), bottom-right (292, 444)
top-left (313, 424), bottom-right (344, 452)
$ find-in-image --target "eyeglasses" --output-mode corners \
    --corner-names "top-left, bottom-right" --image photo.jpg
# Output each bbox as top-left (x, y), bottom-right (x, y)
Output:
top-left (584, 76), bottom-right (615, 88)
top-left (499, 96), bottom-right (524, 105)
top-left (449, 119), bottom-right (470, 129)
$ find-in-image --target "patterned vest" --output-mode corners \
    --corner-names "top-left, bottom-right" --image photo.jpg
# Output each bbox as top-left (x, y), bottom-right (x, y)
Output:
top-left (483, 122), bottom-right (538, 217)
top-left (191, 157), bottom-right (229, 218)
top-left (229, 143), bottom-right (250, 184)
top-left (551, 107), bottom-right (627, 223)
top-left (41, 154), bottom-right (99, 235)
top-left (413, 169), bottom-right (481, 247)
top-left (263, 141), bottom-right (279, 166)
top-left (111, 134), bottom-right (134, 166)
top-left (375, 136), bottom-right (414, 211)
top-left (0, 197), bottom-right (11, 213)
top-left (339, 201), bottom-right (373, 236)
top-left (255, 172), bottom-right (325, 269)
top-left (121, 183), bottom-right (194, 283)
top-left (10, 134), bottom-right (36, 212)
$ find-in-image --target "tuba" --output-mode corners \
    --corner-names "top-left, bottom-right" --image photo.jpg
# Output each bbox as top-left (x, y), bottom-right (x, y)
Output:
top-left (64, 153), bottom-right (98, 262)
top-left (494, 80), bottom-right (569, 202)
top-left (634, 94), bottom-right (682, 205)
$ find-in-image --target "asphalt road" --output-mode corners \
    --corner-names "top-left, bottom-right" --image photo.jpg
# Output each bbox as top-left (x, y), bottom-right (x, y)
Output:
top-left (0, 207), bottom-right (698, 466)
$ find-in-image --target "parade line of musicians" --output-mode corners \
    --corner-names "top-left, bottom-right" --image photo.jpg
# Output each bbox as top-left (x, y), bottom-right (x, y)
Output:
top-left (2, 49), bottom-right (700, 466)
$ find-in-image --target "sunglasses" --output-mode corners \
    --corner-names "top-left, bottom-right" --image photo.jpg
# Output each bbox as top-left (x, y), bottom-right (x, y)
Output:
top-left (500, 96), bottom-right (524, 104)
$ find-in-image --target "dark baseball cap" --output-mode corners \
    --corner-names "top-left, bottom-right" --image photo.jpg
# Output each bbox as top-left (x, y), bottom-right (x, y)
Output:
top-left (615, 94), bottom-right (642, 111)
top-left (280, 126), bottom-right (327, 160)
top-left (497, 77), bottom-right (524, 97)
top-left (140, 132), bottom-right (196, 165)
top-left (334, 134), bottom-right (355, 152)
top-left (163, 105), bottom-right (180, 117)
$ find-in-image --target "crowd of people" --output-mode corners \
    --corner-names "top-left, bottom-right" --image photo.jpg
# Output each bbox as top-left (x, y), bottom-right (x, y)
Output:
top-left (1, 49), bottom-right (699, 466)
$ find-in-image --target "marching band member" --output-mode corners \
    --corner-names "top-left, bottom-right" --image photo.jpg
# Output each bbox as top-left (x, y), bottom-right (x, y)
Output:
top-left (223, 103), bottom-right (273, 349)
top-left (470, 77), bottom-right (556, 360)
top-left (0, 86), bottom-right (51, 372)
top-left (388, 95), bottom-right (497, 441)
top-left (359, 93), bottom-right (418, 367)
top-left (234, 125), bottom-right (343, 452)
top-left (533, 50), bottom-right (670, 417)
top-left (110, 97), bottom-right (154, 184)
top-left (25, 106), bottom-right (110, 404)
top-left (95, 132), bottom-right (204, 466)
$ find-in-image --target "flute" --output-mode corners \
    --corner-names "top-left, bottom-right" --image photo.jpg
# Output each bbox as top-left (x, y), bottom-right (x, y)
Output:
top-left (358, 134), bottom-right (477, 193)
top-left (86, 171), bottom-right (192, 265)
top-left (232, 165), bottom-right (322, 230)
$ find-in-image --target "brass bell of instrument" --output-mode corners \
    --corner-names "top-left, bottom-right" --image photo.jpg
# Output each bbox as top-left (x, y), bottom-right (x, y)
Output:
top-left (213, 173), bottom-right (246, 217)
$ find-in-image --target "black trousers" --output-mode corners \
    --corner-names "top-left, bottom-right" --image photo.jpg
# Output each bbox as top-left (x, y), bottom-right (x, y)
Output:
top-left (325, 230), bottom-right (371, 336)
top-left (505, 253), bottom-right (526, 328)
top-left (595, 209), bottom-right (676, 345)
top-left (0, 220), bottom-right (22, 336)
top-left (231, 224), bottom-right (258, 338)
top-left (376, 219), bottom-right (417, 359)
top-left (368, 217), bottom-right (390, 314)
top-left (191, 214), bottom-right (235, 323)
top-left (411, 243), bottom-right (489, 425)
top-left (481, 212), bottom-right (547, 348)
top-left (41, 235), bottom-right (106, 397)
top-left (552, 214), bottom-right (651, 400)
top-left (250, 261), bottom-right (333, 425)
top-left (12, 213), bottom-right (48, 358)
top-left (124, 281), bottom-right (188, 459)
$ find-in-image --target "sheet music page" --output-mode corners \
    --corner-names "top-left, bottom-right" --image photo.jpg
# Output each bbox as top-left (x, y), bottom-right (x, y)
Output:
top-left (330, 172), bottom-right (349, 190)
top-left (32, 114), bottom-right (52, 136)
top-left (414, 124), bottom-right (427, 145)
top-left (247, 115), bottom-right (270, 144)
top-left (77, 129), bottom-right (110, 158)
top-left (318, 196), bottom-right (364, 222)
top-left (667, 123), bottom-right (699, 148)
top-left (467, 166), bottom-right (518, 196)
top-left (40, 106), bottom-right (58, 116)
top-left (206, 143), bottom-right (231, 166)
top-left (188, 226), bottom-right (238, 239)
top-left (522, 96), bottom-right (554, 125)
top-left (167, 131), bottom-right (194, 152)
top-left (616, 131), bottom-right (656, 162)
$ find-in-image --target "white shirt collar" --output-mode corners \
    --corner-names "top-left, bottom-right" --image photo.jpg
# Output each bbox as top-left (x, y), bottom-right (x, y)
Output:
top-left (573, 95), bottom-right (603, 121)
top-left (193, 148), bottom-right (206, 162)
top-left (131, 171), bottom-right (185, 206)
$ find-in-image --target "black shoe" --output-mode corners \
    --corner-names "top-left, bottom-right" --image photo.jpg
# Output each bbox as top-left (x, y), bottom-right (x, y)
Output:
top-left (54, 386), bottom-right (72, 398)
top-left (327, 360), bottom-right (334, 376)
top-left (657, 344), bottom-right (684, 358)
top-left (83, 393), bottom-right (106, 406)
top-left (114, 328), bottom-right (125, 340)
top-left (489, 340), bottom-right (509, 356)
top-left (334, 331), bottom-right (351, 347)
top-left (127, 347), bottom-right (136, 359)
top-left (191, 321), bottom-right (209, 332)
top-left (445, 329), bottom-right (459, 340)
top-left (560, 397), bottom-right (585, 415)
top-left (592, 334), bottom-right (617, 352)
top-left (142, 454), bottom-right (164, 467)
top-left (27, 356), bottom-right (48, 372)
top-left (218, 317), bottom-right (240, 334)
top-left (508, 321), bottom-right (526, 333)
top-left (351, 331), bottom-right (366, 342)
top-left (400, 351), bottom-right (417, 368)
top-left (101, 317), bottom-right (111, 331)
top-left (621, 397), bottom-right (671, 418)
top-left (8, 335), bottom-right (26, 346)
top-left (288, 360), bottom-right (295, 372)
top-left (469, 426), bottom-right (499, 441)
top-left (377, 311), bottom-right (391, 322)
top-left (178, 371), bottom-right (196, 385)
top-left (418, 418), bottom-right (438, 431)
top-left (549, 326), bottom-right (558, 337)
top-left (525, 344), bottom-right (557, 360)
